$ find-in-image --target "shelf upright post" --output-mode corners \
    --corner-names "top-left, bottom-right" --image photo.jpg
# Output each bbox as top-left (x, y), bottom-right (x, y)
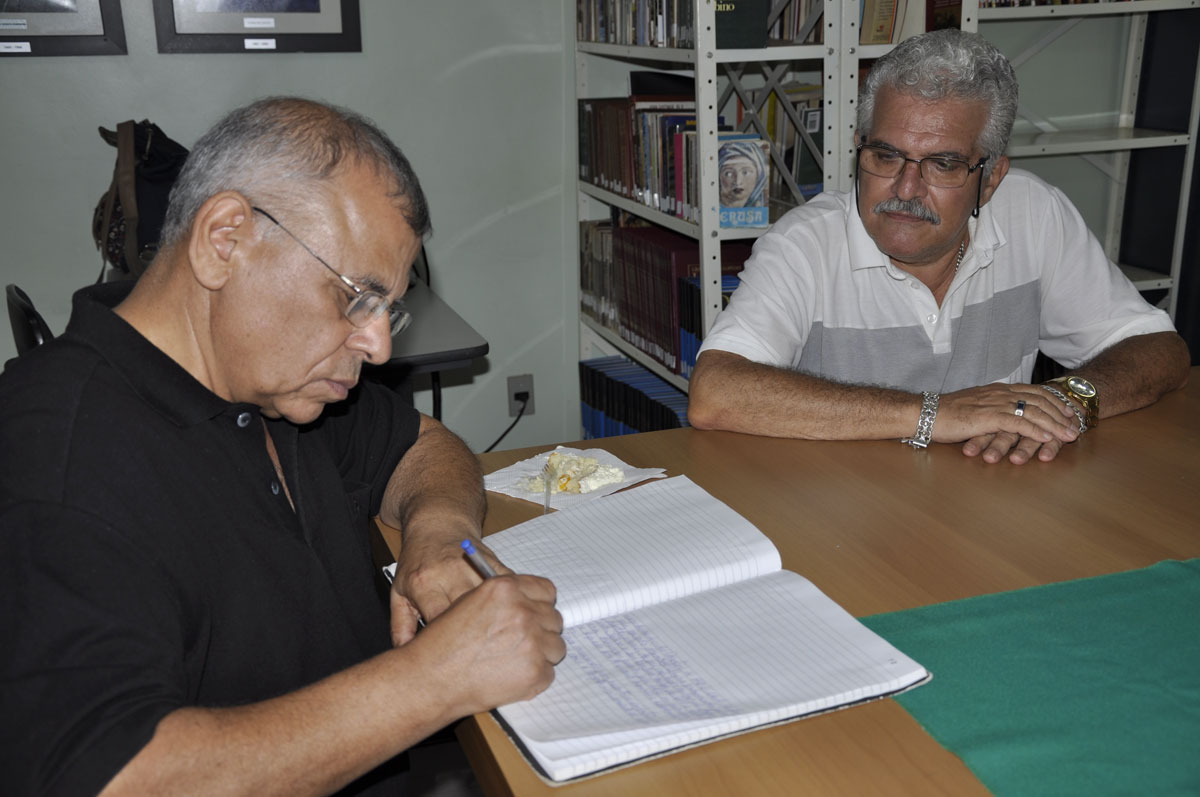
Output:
top-left (960, 0), bottom-right (980, 33)
top-left (1102, 13), bottom-right (1149, 260)
top-left (695, 0), bottom-right (724, 336)
top-left (832, 0), bottom-right (856, 193)
top-left (1169, 50), bottom-right (1200, 320)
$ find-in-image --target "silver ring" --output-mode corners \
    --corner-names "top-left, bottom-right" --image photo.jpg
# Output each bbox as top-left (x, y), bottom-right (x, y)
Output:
top-left (1014, 399), bottom-right (1026, 417)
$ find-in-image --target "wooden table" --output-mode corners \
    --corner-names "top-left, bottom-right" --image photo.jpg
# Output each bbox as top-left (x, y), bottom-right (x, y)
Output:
top-left (403, 373), bottom-right (1200, 796)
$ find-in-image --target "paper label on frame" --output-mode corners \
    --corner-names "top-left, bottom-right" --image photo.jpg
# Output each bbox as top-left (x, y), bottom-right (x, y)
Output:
top-left (244, 38), bottom-right (277, 50)
top-left (243, 18), bottom-right (276, 30)
top-left (0, 41), bottom-right (32, 53)
top-left (0, 19), bottom-right (29, 31)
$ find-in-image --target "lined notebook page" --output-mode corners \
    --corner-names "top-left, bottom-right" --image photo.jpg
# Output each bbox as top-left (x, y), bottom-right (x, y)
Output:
top-left (486, 476), bottom-right (781, 627)
top-left (498, 570), bottom-right (929, 782)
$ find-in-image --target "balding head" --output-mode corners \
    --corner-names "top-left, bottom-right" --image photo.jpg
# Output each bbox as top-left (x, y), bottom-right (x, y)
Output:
top-left (160, 97), bottom-right (430, 250)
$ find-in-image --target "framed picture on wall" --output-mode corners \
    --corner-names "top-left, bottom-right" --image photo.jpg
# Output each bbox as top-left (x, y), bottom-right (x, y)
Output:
top-left (0, 0), bottom-right (127, 57)
top-left (152, 0), bottom-right (360, 54)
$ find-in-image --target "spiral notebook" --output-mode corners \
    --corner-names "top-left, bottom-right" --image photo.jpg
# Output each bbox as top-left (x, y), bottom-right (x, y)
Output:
top-left (485, 475), bottom-right (929, 783)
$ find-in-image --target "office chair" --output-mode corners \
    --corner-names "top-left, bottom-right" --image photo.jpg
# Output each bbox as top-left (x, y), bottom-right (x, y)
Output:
top-left (6, 284), bottom-right (55, 355)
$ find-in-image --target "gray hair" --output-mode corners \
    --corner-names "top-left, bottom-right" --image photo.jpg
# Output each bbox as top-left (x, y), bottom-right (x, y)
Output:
top-left (160, 97), bottom-right (430, 248)
top-left (857, 29), bottom-right (1018, 176)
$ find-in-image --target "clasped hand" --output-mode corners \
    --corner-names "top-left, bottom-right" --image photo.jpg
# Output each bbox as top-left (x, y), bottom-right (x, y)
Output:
top-left (934, 383), bottom-right (1080, 464)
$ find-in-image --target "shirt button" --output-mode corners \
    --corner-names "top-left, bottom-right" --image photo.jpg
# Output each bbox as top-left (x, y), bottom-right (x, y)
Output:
top-left (910, 280), bottom-right (921, 290)
top-left (236, 412), bottom-right (253, 428)
top-left (270, 480), bottom-right (281, 495)
top-left (926, 313), bottom-right (938, 324)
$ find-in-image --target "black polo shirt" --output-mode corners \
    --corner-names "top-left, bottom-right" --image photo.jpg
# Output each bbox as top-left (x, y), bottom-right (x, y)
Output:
top-left (0, 282), bottom-right (421, 794)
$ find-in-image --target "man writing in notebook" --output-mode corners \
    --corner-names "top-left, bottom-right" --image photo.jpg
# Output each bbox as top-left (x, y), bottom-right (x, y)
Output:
top-left (0, 97), bottom-right (565, 795)
top-left (688, 29), bottom-right (1189, 464)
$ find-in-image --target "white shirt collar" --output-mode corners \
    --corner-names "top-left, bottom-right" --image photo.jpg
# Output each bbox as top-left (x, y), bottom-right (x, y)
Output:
top-left (844, 186), bottom-right (1007, 279)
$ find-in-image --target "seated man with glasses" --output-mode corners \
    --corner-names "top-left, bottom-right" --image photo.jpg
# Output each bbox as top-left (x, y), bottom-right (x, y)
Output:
top-left (688, 28), bottom-right (1188, 464)
top-left (0, 97), bottom-right (565, 795)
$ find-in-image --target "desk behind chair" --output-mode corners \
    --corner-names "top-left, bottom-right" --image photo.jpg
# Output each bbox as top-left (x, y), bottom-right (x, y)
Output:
top-left (382, 281), bottom-right (488, 420)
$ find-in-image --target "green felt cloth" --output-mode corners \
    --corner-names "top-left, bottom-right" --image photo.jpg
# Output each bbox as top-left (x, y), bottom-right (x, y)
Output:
top-left (862, 559), bottom-right (1200, 796)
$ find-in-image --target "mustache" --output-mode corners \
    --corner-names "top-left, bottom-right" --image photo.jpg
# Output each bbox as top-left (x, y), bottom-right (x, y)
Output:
top-left (872, 197), bottom-right (940, 224)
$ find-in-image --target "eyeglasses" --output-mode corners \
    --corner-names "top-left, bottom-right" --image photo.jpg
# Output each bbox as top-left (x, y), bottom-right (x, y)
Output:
top-left (857, 144), bottom-right (987, 189)
top-left (252, 206), bottom-right (412, 336)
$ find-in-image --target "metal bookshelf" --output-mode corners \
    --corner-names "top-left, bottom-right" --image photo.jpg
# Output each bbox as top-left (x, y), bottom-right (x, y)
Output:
top-left (573, 0), bottom-right (1196, 433)
top-left (969, 0), bottom-right (1199, 316)
top-left (574, 0), bottom-right (854, 392)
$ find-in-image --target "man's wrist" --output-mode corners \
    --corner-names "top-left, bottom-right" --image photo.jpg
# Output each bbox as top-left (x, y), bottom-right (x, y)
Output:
top-left (399, 511), bottom-right (482, 548)
top-left (901, 391), bottom-right (940, 449)
top-left (1042, 375), bottom-right (1099, 432)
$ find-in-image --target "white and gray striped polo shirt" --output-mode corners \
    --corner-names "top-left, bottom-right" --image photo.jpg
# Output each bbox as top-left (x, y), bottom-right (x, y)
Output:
top-left (700, 169), bottom-right (1174, 394)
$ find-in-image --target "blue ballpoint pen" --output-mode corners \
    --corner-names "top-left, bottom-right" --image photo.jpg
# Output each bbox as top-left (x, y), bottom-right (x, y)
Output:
top-left (461, 539), bottom-right (498, 580)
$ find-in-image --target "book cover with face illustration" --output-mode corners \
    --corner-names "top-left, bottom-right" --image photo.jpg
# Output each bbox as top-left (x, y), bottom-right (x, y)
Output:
top-left (719, 135), bottom-right (770, 227)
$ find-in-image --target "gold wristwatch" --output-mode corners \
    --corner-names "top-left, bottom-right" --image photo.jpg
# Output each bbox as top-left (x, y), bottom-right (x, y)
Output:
top-left (1045, 376), bottom-right (1099, 430)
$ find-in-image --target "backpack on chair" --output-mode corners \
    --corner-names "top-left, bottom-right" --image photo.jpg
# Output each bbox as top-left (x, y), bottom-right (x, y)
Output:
top-left (92, 120), bottom-right (189, 282)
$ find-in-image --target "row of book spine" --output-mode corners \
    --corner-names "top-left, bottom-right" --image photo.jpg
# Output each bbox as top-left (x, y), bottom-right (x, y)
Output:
top-left (678, 274), bottom-right (742, 379)
top-left (577, 95), bottom-right (692, 215)
top-left (579, 97), bottom-right (778, 227)
top-left (576, 0), bottom-right (696, 47)
top-left (770, 0), bottom-right (824, 44)
top-left (576, 0), bottom-right (778, 49)
top-left (979, 0), bottom-right (1130, 6)
top-left (579, 356), bottom-right (690, 438)
top-left (577, 0), bottom-right (954, 49)
top-left (580, 219), bottom-right (750, 376)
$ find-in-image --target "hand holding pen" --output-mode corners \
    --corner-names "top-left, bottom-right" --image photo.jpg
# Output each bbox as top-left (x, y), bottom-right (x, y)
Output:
top-left (391, 539), bottom-right (565, 714)
top-left (461, 538), bottom-right (498, 579)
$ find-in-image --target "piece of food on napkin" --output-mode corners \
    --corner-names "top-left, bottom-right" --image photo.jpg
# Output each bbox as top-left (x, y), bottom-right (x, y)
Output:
top-left (519, 451), bottom-right (624, 495)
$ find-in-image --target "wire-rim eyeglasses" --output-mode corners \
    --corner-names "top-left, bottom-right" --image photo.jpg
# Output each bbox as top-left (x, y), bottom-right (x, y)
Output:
top-left (252, 206), bottom-right (412, 336)
top-left (856, 144), bottom-right (987, 189)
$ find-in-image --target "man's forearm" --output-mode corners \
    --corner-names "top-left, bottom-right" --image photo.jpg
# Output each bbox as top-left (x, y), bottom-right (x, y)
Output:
top-left (687, 350), bottom-right (1083, 454)
top-left (687, 350), bottom-right (922, 440)
top-left (101, 647), bottom-right (457, 797)
top-left (380, 414), bottom-right (485, 535)
top-left (379, 414), bottom-right (493, 628)
top-left (102, 571), bottom-right (565, 797)
top-left (1064, 331), bottom-right (1189, 419)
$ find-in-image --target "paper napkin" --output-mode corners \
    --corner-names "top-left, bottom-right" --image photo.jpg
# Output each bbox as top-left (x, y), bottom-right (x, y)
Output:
top-left (484, 446), bottom-right (666, 511)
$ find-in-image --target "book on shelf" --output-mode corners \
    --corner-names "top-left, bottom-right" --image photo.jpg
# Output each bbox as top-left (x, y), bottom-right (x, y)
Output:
top-left (579, 0), bottom-right (778, 49)
top-left (579, 220), bottom-right (615, 329)
top-left (489, 475), bottom-right (930, 783)
top-left (679, 273), bottom-right (742, 378)
top-left (679, 129), bottom-right (696, 221)
top-left (790, 103), bottom-right (824, 199)
top-left (582, 221), bottom-right (752, 376)
top-left (660, 113), bottom-right (696, 215)
top-left (578, 95), bottom-right (741, 221)
top-left (577, 95), bottom-right (696, 204)
top-left (676, 129), bottom-right (768, 224)
top-left (578, 356), bottom-right (688, 437)
top-left (860, 0), bottom-right (907, 45)
top-left (977, 1), bottom-right (1116, 8)
top-left (927, 0), bottom-right (962, 28)
top-left (629, 69), bottom-right (694, 96)
top-left (718, 133), bottom-right (771, 228)
top-left (769, 0), bottom-right (824, 45)
top-left (714, 0), bottom-right (769, 48)
top-left (756, 80), bottom-right (824, 205)
top-left (640, 229), bottom-right (752, 373)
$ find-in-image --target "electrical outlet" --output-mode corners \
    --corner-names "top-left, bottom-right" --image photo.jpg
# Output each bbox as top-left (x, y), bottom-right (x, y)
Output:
top-left (507, 374), bottom-right (534, 417)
